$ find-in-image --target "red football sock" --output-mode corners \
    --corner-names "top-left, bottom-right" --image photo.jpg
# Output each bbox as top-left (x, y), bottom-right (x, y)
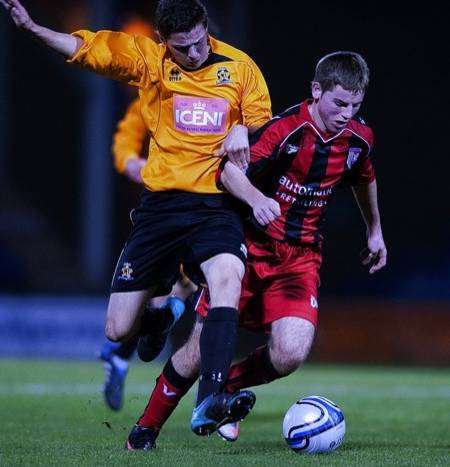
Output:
top-left (137, 358), bottom-right (195, 431)
top-left (224, 345), bottom-right (281, 393)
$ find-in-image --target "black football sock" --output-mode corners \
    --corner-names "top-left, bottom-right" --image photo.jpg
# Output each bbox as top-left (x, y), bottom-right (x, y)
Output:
top-left (140, 303), bottom-right (175, 335)
top-left (196, 307), bottom-right (238, 406)
top-left (113, 335), bottom-right (139, 360)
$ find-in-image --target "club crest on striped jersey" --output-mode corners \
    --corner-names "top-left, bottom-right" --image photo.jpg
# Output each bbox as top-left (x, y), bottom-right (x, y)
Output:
top-left (346, 147), bottom-right (362, 169)
top-left (285, 144), bottom-right (299, 155)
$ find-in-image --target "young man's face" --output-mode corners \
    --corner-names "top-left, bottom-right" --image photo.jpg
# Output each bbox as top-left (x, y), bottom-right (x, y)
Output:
top-left (312, 83), bottom-right (365, 133)
top-left (164, 23), bottom-right (209, 70)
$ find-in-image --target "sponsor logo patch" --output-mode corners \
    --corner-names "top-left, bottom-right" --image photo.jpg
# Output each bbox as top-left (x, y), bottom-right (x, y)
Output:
top-left (216, 66), bottom-right (232, 85)
top-left (347, 147), bottom-right (362, 169)
top-left (310, 295), bottom-right (318, 309)
top-left (118, 262), bottom-right (134, 281)
top-left (174, 95), bottom-right (229, 134)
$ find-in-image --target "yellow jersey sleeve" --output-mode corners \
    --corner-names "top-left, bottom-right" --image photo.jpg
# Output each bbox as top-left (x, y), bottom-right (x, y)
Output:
top-left (112, 98), bottom-right (148, 173)
top-left (240, 59), bottom-right (272, 130)
top-left (68, 30), bottom-right (159, 86)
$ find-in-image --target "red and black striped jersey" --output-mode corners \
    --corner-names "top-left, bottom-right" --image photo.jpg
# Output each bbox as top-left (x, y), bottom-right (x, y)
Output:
top-left (244, 100), bottom-right (376, 246)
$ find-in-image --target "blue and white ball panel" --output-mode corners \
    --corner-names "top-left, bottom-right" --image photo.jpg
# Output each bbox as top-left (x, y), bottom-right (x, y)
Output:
top-left (282, 395), bottom-right (345, 454)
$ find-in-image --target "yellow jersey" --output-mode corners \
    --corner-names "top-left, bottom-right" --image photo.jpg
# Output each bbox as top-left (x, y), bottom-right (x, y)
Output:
top-left (69, 30), bottom-right (272, 193)
top-left (112, 97), bottom-right (148, 173)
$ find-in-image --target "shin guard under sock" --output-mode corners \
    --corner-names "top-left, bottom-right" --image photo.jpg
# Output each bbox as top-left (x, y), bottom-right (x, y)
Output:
top-left (196, 307), bottom-right (238, 406)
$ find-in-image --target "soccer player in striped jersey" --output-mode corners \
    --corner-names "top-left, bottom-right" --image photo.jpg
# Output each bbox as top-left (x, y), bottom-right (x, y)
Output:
top-left (198, 50), bottom-right (387, 440)
top-left (1, 0), bottom-right (272, 448)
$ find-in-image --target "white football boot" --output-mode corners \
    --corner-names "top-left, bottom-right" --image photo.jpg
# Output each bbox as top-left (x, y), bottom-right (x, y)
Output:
top-left (217, 421), bottom-right (240, 442)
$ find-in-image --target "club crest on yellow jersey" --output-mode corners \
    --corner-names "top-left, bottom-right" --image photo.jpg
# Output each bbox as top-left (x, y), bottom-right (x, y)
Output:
top-left (216, 66), bottom-right (232, 85)
top-left (169, 67), bottom-right (182, 82)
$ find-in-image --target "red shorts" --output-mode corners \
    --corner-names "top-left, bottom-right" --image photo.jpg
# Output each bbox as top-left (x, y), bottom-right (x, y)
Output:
top-left (196, 229), bottom-right (322, 331)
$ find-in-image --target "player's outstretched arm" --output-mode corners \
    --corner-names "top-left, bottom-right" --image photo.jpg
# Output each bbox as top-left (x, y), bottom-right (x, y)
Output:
top-left (220, 161), bottom-right (280, 226)
top-left (352, 180), bottom-right (387, 274)
top-left (0, 0), bottom-right (82, 57)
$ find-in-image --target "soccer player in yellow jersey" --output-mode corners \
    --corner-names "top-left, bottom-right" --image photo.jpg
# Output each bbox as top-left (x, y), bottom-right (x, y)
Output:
top-left (2, 0), bottom-right (272, 448)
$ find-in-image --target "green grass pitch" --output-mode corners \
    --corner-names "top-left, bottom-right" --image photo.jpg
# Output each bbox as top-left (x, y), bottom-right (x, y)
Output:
top-left (0, 360), bottom-right (449, 466)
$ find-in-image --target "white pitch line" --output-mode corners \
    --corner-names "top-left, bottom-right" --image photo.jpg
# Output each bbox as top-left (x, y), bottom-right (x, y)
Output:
top-left (0, 382), bottom-right (449, 399)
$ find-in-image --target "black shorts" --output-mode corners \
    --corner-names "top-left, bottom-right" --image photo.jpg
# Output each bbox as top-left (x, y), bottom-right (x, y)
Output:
top-left (111, 190), bottom-right (246, 295)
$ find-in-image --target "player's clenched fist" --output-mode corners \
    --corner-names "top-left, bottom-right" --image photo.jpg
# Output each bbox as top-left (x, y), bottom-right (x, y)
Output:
top-left (124, 158), bottom-right (146, 184)
top-left (0, 0), bottom-right (34, 30)
top-left (215, 125), bottom-right (250, 171)
top-left (251, 195), bottom-right (281, 226)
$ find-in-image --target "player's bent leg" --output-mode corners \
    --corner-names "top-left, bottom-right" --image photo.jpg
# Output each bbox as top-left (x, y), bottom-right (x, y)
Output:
top-left (269, 316), bottom-right (315, 375)
top-left (102, 281), bottom-right (191, 411)
top-left (105, 289), bottom-right (154, 342)
top-left (127, 321), bottom-right (203, 450)
top-left (102, 289), bottom-right (152, 412)
top-left (218, 317), bottom-right (315, 442)
top-left (191, 254), bottom-right (254, 436)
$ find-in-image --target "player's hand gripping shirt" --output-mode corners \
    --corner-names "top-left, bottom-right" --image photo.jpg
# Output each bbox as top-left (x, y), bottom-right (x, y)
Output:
top-left (220, 100), bottom-right (376, 246)
top-left (113, 97), bottom-right (148, 173)
top-left (69, 30), bottom-right (272, 193)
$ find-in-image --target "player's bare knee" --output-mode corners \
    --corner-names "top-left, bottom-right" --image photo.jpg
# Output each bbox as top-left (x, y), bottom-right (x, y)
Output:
top-left (208, 271), bottom-right (242, 307)
top-left (202, 254), bottom-right (244, 307)
top-left (270, 345), bottom-right (306, 376)
top-left (105, 320), bottom-right (122, 342)
top-left (104, 314), bottom-right (135, 342)
top-left (270, 318), bottom-right (315, 375)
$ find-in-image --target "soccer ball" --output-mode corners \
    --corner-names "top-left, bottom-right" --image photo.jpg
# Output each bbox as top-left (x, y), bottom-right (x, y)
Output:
top-left (282, 395), bottom-right (345, 454)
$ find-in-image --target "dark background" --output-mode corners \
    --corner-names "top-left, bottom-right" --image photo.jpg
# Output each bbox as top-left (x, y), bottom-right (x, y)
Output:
top-left (0, 0), bottom-right (449, 302)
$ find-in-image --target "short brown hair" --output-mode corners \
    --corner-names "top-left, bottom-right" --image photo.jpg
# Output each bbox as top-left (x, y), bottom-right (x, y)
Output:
top-left (156, 0), bottom-right (208, 39)
top-left (314, 51), bottom-right (370, 94)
